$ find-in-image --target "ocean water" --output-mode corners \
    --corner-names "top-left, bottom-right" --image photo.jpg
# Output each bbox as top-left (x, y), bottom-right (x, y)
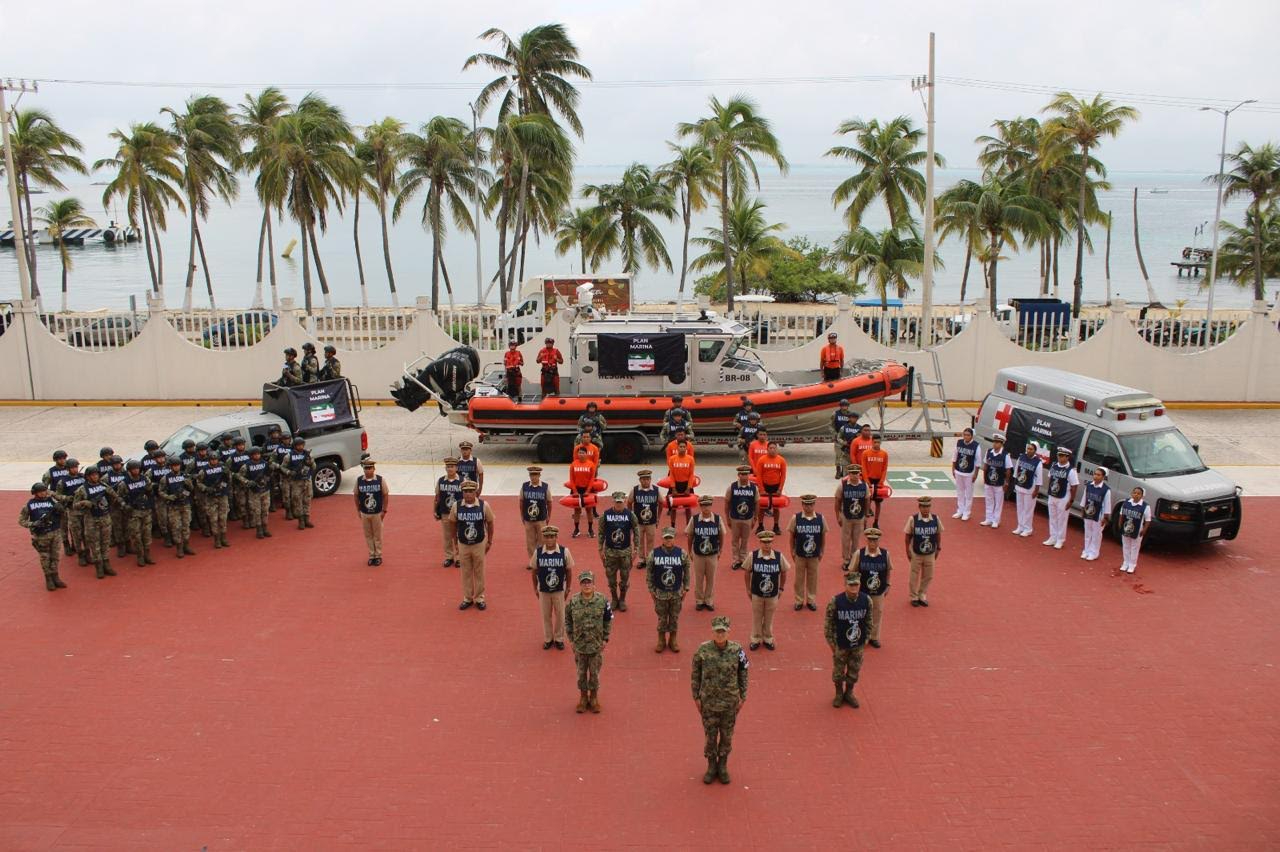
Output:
top-left (0, 166), bottom-right (1265, 311)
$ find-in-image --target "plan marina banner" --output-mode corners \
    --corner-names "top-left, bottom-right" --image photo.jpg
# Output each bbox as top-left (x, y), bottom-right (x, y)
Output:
top-left (597, 333), bottom-right (687, 382)
top-left (1006, 406), bottom-right (1085, 461)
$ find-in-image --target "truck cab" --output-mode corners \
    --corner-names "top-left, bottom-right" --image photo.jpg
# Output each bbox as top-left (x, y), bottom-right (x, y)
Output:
top-left (496, 274), bottom-right (633, 345)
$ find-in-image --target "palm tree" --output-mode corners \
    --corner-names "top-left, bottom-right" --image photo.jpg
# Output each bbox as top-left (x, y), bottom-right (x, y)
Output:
top-left (582, 163), bottom-right (676, 276)
top-left (238, 87), bottom-right (291, 310)
top-left (347, 139), bottom-right (374, 307)
top-left (942, 178), bottom-right (1053, 311)
top-left (95, 123), bottom-right (184, 303)
top-left (677, 95), bottom-right (788, 311)
top-left (1212, 203), bottom-right (1280, 291)
top-left (256, 94), bottom-right (356, 315)
top-left (463, 23), bottom-right (592, 137)
top-left (36, 198), bottom-right (95, 312)
top-left (7, 109), bottom-right (87, 301)
top-left (657, 143), bottom-right (716, 306)
top-left (976, 117), bottom-right (1041, 180)
top-left (164, 95), bottom-right (240, 311)
top-left (396, 116), bottom-right (485, 311)
top-left (936, 181), bottom-right (985, 302)
top-left (356, 117), bottom-right (407, 306)
top-left (827, 116), bottom-right (943, 231)
top-left (1041, 92), bottom-right (1139, 315)
top-left (689, 196), bottom-right (791, 300)
top-left (833, 227), bottom-right (928, 329)
top-left (1209, 141), bottom-right (1280, 301)
top-left (554, 206), bottom-right (605, 273)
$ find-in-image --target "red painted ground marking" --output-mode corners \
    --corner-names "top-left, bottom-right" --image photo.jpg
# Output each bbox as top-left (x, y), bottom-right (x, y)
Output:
top-left (1, 493), bottom-right (1276, 848)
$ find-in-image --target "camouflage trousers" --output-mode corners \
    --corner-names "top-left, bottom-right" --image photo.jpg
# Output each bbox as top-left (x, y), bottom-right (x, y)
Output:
top-left (230, 482), bottom-right (246, 519)
top-left (204, 494), bottom-right (230, 536)
top-left (700, 703), bottom-right (740, 759)
top-left (153, 503), bottom-right (169, 539)
top-left (652, 594), bottom-right (684, 633)
top-left (29, 532), bottom-right (60, 578)
top-left (163, 502), bottom-right (192, 545)
top-left (126, 509), bottom-right (153, 555)
top-left (574, 651), bottom-right (603, 691)
top-left (286, 478), bottom-right (312, 520)
top-left (245, 490), bottom-right (270, 528)
top-left (601, 548), bottom-right (632, 600)
top-left (66, 509), bottom-right (86, 554)
top-left (110, 507), bottom-right (126, 548)
top-left (192, 492), bottom-right (210, 533)
top-left (832, 646), bottom-right (865, 687)
top-left (83, 515), bottom-right (113, 564)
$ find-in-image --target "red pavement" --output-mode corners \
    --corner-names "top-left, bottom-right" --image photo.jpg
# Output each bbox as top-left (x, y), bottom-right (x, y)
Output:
top-left (1, 493), bottom-right (1277, 850)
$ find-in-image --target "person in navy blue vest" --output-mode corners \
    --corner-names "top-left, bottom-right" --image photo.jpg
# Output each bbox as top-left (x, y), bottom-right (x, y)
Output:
top-left (448, 481), bottom-right (495, 610)
top-left (19, 482), bottom-right (66, 591)
top-left (952, 427), bottom-right (981, 521)
top-left (519, 465), bottom-right (551, 558)
top-left (1011, 441), bottom-right (1043, 538)
top-left (786, 493), bottom-right (825, 612)
top-left (529, 525), bottom-right (576, 650)
top-left (629, 469), bottom-right (661, 562)
top-left (435, 458), bottom-right (464, 567)
top-left (830, 398), bottom-right (856, 479)
top-left (824, 572), bottom-right (871, 708)
top-left (354, 459), bottom-right (390, 566)
top-left (456, 441), bottom-right (484, 494)
top-left (646, 528), bottom-right (691, 653)
top-left (980, 433), bottom-right (1012, 528)
top-left (903, 496), bottom-right (943, 607)
top-left (1118, 486), bottom-right (1152, 574)
top-left (851, 527), bottom-right (892, 647)
top-left (724, 465), bottom-right (758, 571)
top-left (745, 529), bottom-right (789, 651)
top-left (685, 495), bottom-right (727, 612)
top-left (835, 463), bottom-right (870, 569)
top-left (1080, 467), bottom-right (1113, 562)
top-left (1044, 447), bottom-right (1080, 549)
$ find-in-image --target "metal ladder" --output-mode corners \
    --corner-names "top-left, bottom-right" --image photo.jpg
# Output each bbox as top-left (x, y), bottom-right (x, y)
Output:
top-left (870, 348), bottom-right (954, 456)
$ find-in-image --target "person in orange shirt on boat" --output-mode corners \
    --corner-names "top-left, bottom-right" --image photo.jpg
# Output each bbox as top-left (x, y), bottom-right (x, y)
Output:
top-left (536, 337), bottom-right (564, 397)
top-left (848, 423), bottom-right (875, 470)
top-left (860, 435), bottom-right (890, 526)
top-left (820, 331), bottom-right (844, 382)
top-left (664, 431), bottom-right (696, 466)
top-left (573, 432), bottom-right (601, 474)
top-left (568, 447), bottom-right (599, 539)
top-left (746, 428), bottom-right (771, 471)
top-left (666, 444), bottom-right (697, 527)
top-left (503, 340), bottom-right (524, 399)
top-left (753, 441), bottom-right (788, 534)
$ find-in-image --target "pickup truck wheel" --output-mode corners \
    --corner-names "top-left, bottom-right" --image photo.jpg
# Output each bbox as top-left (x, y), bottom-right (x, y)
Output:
top-left (536, 434), bottom-right (574, 463)
top-left (312, 460), bottom-right (342, 497)
top-left (608, 434), bottom-right (644, 465)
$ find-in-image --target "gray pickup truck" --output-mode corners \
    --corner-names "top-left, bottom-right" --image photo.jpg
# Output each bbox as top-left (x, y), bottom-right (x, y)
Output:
top-left (161, 379), bottom-right (367, 497)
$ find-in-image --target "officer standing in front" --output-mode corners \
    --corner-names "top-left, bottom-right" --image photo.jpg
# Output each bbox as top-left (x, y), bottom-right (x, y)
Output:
top-left (435, 457), bottom-right (464, 567)
top-left (74, 465), bottom-right (120, 578)
top-left (19, 483), bottom-right (66, 590)
top-left (825, 572), bottom-right (871, 709)
top-left (724, 465), bottom-right (758, 571)
top-left (354, 459), bottom-right (389, 566)
top-left (647, 528), bottom-right (691, 653)
top-left (519, 465), bottom-right (551, 558)
top-left (745, 529), bottom-right (788, 650)
top-left (850, 528), bottom-right (891, 647)
top-left (450, 481), bottom-right (495, 610)
top-left (786, 493), bottom-right (825, 612)
top-left (686, 495), bottom-right (727, 612)
top-left (529, 525), bottom-right (575, 650)
top-left (691, 615), bottom-right (749, 784)
top-left (598, 492), bottom-right (638, 612)
top-left (456, 441), bottom-right (484, 494)
top-left (904, 495), bottom-right (942, 607)
top-left (565, 570), bottom-right (612, 713)
top-left (628, 469), bottom-right (661, 562)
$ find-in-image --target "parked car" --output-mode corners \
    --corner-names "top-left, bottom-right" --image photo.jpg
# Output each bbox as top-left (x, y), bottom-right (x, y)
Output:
top-left (202, 311), bottom-right (277, 347)
top-left (0, 302), bottom-right (12, 337)
top-left (68, 315), bottom-right (140, 347)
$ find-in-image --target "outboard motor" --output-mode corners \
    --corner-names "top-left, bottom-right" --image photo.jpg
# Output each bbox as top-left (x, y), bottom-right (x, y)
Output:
top-left (391, 346), bottom-right (481, 412)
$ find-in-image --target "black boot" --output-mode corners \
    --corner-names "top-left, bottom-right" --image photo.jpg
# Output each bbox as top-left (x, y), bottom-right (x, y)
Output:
top-left (137, 551), bottom-right (147, 567)
top-left (117, 543), bottom-right (127, 558)
top-left (703, 758), bottom-right (717, 784)
top-left (717, 756), bottom-right (731, 784)
top-left (102, 559), bottom-right (117, 576)
top-left (45, 574), bottom-right (57, 591)
top-left (260, 525), bottom-right (272, 538)
top-left (95, 561), bottom-right (106, 579)
top-left (256, 526), bottom-right (265, 539)
top-left (183, 542), bottom-right (196, 555)
top-left (53, 573), bottom-right (67, 588)
top-left (78, 551), bottom-right (89, 567)
top-left (618, 586), bottom-right (629, 612)
top-left (298, 517), bottom-right (306, 530)
top-left (303, 516), bottom-right (314, 529)
top-left (144, 549), bottom-right (156, 565)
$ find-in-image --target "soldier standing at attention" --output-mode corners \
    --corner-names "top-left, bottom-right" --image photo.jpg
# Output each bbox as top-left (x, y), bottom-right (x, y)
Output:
top-left (456, 441), bottom-right (484, 493)
top-left (161, 457), bottom-right (196, 558)
top-left (565, 570), bottom-right (612, 713)
top-left (519, 466), bottom-right (551, 558)
top-left (836, 464), bottom-right (869, 569)
top-left (951, 427), bottom-right (981, 521)
top-left (279, 347), bottom-right (303, 386)
top-left (686, 495), bottom-right (727, 612)
top-left (1011, 441), bottom-right (1044, 538)
top-left (19, 483), bottom-right (66, 591)
top-left (197, 446), bottom-right (232, 549)
top-left (503, 339), bottom-right (525, 399)
top-left (536, 336), bottom-right (564, 397)
top-left (286, 437), bottom-right (316, 529)
top-left (745, 529), bottom-right (788, 650)
top-left (752, 441), bottom-right (787, 534)
top-left (830, 398), bottom-right (855, 479)
top-left (55, 458), bottom-right (88, 565)
top-left (737, 412), bottom-right (762, 463)
top-left (825, 572), bottom-right (871, 708)
top-left (529, 525), bottom-right (574, 650)
top-left (568, 447), bottom-right (599, 539)
top-left (300, 342), bottom-right (320, 383)
top-left (229, 437), bottom-right (252, 529)
top-left (724, 465), bottom-right (758, 571)
top-left (598, 492), bottom-right (638, 612)
top-left (354, 459), bottom-right (389, 566)
top-left (319, 344), bottom-right (342, 379)
top-left (860, 435), bottom-right (890, 527)
top-left (264, 426), bottom-right (285, 512)
top-left (1044, 447), bottom-right (1080, 549)
top-left (904, 496), bottom-right (942, 607)
top-left (104, 455), bottom-right (128, 557)
top-left (661, 396), bottom-right (694, 444)
top-left (980, 433), bottom-right (1011, 528)
top-left (273, 431), bottom-right (294, 517)
top-left (820, 331), bottom-right (844, 381)
top-left (435, 458), bottom-right (464, 567)
top-left (44, 450), bottom-right (74, 557)
top-left (646, 528), bottom-right (691, 653)
top-left (629, 469), bottom-right (661, 561)
top-left (149, 450), bottom-right (172, 545)
top-left (1118, 486), bottom-right (1152, 574)
top-left (691, 615), bottom-right (749, 785)
top-left (450, 481), bottom-right (495, 610)
top-left (119, 459), bottom-right (157, 565)
top-left (75, 466), bottom-right (121, 578)
top-left (851, 528), bottom-right (891, 648)
top-left (577, 401), bottom-right (607, 451)
top-left (1080, 467), bottom-right (1112, 562)
top-left (236, 446), bottom-right (274, 539)
top-left (786, 494), bottom-right (825, 612)
top-left (188, 442), bottom-right (215, 538)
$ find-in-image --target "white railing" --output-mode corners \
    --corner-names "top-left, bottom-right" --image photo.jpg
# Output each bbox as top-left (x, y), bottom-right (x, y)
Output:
top-left (306, 308), bottom-right (416, 352)
top-left (434, 307), bottom-right (504, 349)
top-left (39, 311), bottom-right (149, 351)
top-left (167, 310), bottom-right (278, 350)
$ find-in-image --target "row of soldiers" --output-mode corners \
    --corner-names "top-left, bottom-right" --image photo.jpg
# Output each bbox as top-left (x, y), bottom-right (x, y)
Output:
top-left (277, 343), bottom-right (342, 387)
top-left (18, 428), bottom-right (318, 590)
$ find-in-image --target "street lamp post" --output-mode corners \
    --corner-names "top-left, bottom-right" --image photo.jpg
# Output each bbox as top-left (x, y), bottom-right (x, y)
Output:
top-left (911, 34), bottom-right (938, 344)
top-left (1, 79), bottom-right (37, 303)
top-left (1201, 99), bottom-right (1256, 339)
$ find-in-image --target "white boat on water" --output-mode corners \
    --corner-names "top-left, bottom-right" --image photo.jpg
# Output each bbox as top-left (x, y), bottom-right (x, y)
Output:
top-left (1150, 187), bottom-right (1170, 194)
top-left (0, 223), bottom-right (138, 246)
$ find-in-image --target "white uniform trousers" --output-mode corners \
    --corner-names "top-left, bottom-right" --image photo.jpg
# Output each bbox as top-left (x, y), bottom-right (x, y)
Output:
top-left (1121, 535), bottom-right (1143, 571)
top-left (1082, 519), bottom-right (1105, 559)
top-left (983, 485), bottom-right (1005, 526)
top-left (1047, 496), bottom-right (1071, 544)
top-left (955, 473), bottom-right (976, 519)
top-left (1015, 490), bottom-right (1037, 534)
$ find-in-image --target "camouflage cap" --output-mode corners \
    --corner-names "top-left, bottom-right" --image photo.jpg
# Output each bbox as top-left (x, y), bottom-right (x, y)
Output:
top-left (661, 527), bottom-right (676, 538)
top-left (697, 495), bottom-right (713, 506)
top-left (460, 481), bottom-right (478, 491)
top-left (611, 491), bottom-right (627, 500)
top-left (845, 573), bottom-right (862, 586)
top-left (800, 493), bottom-right (817, 504)
top-left (757, 529), bottom-right (775, 541)
top-left (711, 615), bottom-right (731, 631)
top-left (865, 527), bottom-right (882, 539)
top-left (579, 570), bottom-right (595, 582)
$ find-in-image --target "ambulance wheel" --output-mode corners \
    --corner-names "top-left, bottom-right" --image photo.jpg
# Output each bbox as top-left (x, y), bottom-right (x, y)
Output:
top-left (537, 434), bottom-right (574, 463)
top-left (608, 434), bottom-right (643, 465)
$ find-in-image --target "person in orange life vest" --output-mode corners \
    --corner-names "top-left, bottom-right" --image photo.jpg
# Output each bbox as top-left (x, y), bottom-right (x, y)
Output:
top-left (820, 331), bottom-right (845, 382)
top-left (753, 441), bottom-right (788, 534)
top-left (503, 340), bottom-right (524, 399)
top-left (860, 435), bottom-right (890, 527)
top-left (568, 447), bottom-right (599, 538)
top-left (848, 423), bottom-right (875, 469)
top-left (573, 432), bottom-right (601, 474)
top-left (665, 431), bottom-right (696, 466)
top-left (746, 428), bottom-right (771, 471)
top-left (666, 443), bottom-right (697, 526)
top-left (536, 336), bottom-right (564, 397)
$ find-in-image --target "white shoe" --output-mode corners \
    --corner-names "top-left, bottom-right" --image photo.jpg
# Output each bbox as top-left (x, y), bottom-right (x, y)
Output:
top-left (990, 523), bottom-right (999, 530)
top-left (1020, 530), bottom-right (1032, 538)
top-left (1079, 552), bottom-right (1088, 559)
top-left (1053, 541), bottom-right (1064, 550)
top-left (952, 511), bottom-right (962, 519)
top-left (1042, 538), bottom-right (1055, 546)
top-left (979, 520), bottom-right (991, 527)
top-left (1087, 554), bottom-right (1098, 561)
top-left (961, 515), bottom-right (970, 521)
top-left (1120, 563), bottom-right (1129, 572)
top-left (1126, 565), bottom-right (1136, 574)
top-left (1012, 527), bottom-right (1023, 535)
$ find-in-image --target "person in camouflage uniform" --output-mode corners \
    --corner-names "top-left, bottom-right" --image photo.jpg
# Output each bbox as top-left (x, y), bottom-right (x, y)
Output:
top-left (160, 458), bottom-right (196, 558)
top-left (187, 442), bottom-right (215, 537)
top-left (19, 483), bottom-right (66, 591)
top-left (646, 527), bottom-right (691, 653)
top-left (118, 459), bottom-right (157, 566)
top-left (320, 344), bottom-right (342, 379)
top-left (300, 342), bottom-right (320, 383)
top-left (824, 572), bottom-right (872, 709)
top-left (42, 450), bottom-right (75, 556)
top-left (596, 491), bottom-right (638, 612)
top-left (148, 449), bottom-right (171, 545)
top-left (228, 436), bottom-right (252, 528)
top-left (74, 465), bottom-right (121, 578)
top-left (279, 347), bottom-right (303, 387)
top-left (565, 570), bottom-right (613, 714)
top-left (691, 615), bottom-right (749, 784)
top-left (197, 443), bottom-right (232, 548)
top-left (285, 436), bottom-right (316, 529)
top-left (103, 455), bottom-right (128, 556)
top-left (236, 446), bottom-right (274, 538)
top-left (54, 458), bottom-right (88, 564)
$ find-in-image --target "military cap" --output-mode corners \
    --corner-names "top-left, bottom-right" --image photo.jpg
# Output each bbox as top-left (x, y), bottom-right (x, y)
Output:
top-left (736, 465), bottom-right (752, 474)
top-left (545, 336), bottom-right (555, 343)
top-left (637, 469), bottom-right (653, 478)
top-left (508, 339), bottom-right (519, 346)
top-left (360, 459), bottom-right (376, 468)
top-left (85, 465), bottom-right (101, 477)
top-left (612, 491), bottom-right (627, 501)
top-left (248, 446), bottom-right (263, 455)
top-left (661, 527), bottom-right (677, 538)
top-left (712, 615), bottom-right (731, 631)
top-left (1056, 446), bottom-right (1073, 456)
top-left (846, 464), bottom-right (862, 474)
top-left (444, 457), bottom-right (459, 465)
top-left (220, 433), bottom-right (236, 442)
top-left (801, 493), bottom-right (817, 504)
top-left (460, 481), bottom-right (478, 491)
top-left (144, 440), bottom-right (159, 452)
top-left (864, 527), bottom-right (882, 540)
top-left (527, 465), bottom-right (543, 473)
top-left (1094, 466), bottom-right (1108, 477)
top-left (741, 399), bottom-right (754, 405)
top-left (31, 482), bottom-right (48, 494)
top-left (66, 458), bottom-right (80, 468)
top-left (302, 342), bottom-right (316, 352)
top-left (52, 449), bottom-right (68, 460)
top-left (168, 457), bottom-right (183, 466)
top-left (284, 347), bottom-right (297, 356)
top-left (99, 446), bottom-right (114, 457)
top-left (324, 344), bottom-right (336, 354)
top-left (126, 459), bottom-right (141, 470)
top-left (196, 442), bottom-right (210, 451)
top-left (917, 495), bottom-right (932, 506)
top-left (838, 398), bottom-right (850, 406)
top-left (292, 436), bottom-right (306, 446)
top-left (697, 495), bottom-right (713, 506)
top-left (845, 573), bottom-right (861, 586)
top-left (758, 529), bottom-right (775, 541)
top-left (991, 432), bottom-right (1006, 443)
top-left (541, 525), bottom-right (559, 536)
top-left (151, 448), bottom-right (167, 457)
top-left (579, 570), bottom-right (595, 582)
top-left (110, 455), bottom-right (123, 465)
top-left (458, 441), bottom-right (473, 449)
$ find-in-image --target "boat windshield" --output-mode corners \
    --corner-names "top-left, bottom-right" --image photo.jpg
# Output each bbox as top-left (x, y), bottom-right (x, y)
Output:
top-left (722, 337), bottom-right (761, 366)
top-left (1118, 429), bottom-right (1207, 478)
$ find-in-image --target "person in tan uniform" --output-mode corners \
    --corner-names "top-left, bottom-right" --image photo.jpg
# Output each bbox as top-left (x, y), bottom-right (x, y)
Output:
top-left (835, 463), bottom-right (870, 569)
top-left (449, 481), bottom-right (495, 610)
top-left (685, 495), bottom-right (728, 612)
top-left (519, 465), bottom-right (551, 558)
top-left (529, 525), bottom-right (575, 649)
top-left (353, 459), bottom-right (389, 566)
top-left (724, 465), bottom-right (758, 572)
top-left (785, 493), bottom-right (826, 612)
top-left (903, 495), bottom-right (943, 608)
top-left (435, 457), bottom-right (464, 567)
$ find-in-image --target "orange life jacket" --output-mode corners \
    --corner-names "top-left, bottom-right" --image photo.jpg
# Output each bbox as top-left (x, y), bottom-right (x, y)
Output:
top-left (820, 343), bottom-right (844, 369)
top-left (849, 435), bottom-right (875, 466)
top-left (573, 443), bottom-right (600, 471)
top-left (503, 350), bottom-right (524, 369)
top-left (665, 440), bottom-right (695, 464)
top-left (747, 441), bottom-right (769, 470)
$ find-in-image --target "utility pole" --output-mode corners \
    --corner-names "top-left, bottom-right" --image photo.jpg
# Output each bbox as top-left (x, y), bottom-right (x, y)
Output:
top-left (1, 78), bottom-right (37, 303)
top-left (1201, 99), bottom-right (1256, 337)
top-left (912, 34), bottom-right (937, 344)
top-left (470, 101), bottom-right (484, 307)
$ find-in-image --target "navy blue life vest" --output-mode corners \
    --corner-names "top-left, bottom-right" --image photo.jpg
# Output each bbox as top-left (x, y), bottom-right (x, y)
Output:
top-left (857, 548), bottom-right (889, 596)
top-left (1118, 500), bottom-right (1147, 539)
top-left (1083, 482), bottom-right (1110, 521)
top-left (122, 474), bottom-right (153, 510)
top-left (357, 475), bottom-right (385, 514)
top-left (649, 546), bottom-right (686, 592)
top-left (631, 485), bottom-right (660, 526)
top-left (520, 481), bottom-right (549, 522)
top-left (840, 481), bottom-right (868, 520)
top-left (455, 500), bottom-right (487, 545)
top-left (601, 508), bottom-right (635, 550)
top-left (910, 513), bottom-right (940, 555)
top-left (534, 545), bottom-right (568, 593)
top-left (792, 513), bottom-right (825, 558)
top-left (832, 591), bottom-right (871, 648)
top-left (984, 449), bottom-right (1009, 486)
top-left (691, 513), bottom-right (723, 556)
top-left (1047, 463), bottom-right (1073, 499)
top-left (728, 483), bottom-right (758, 521)
top-left (954, 439), bottom-right (979, 474)
top-left (749, 549), bottom-right (782, 597)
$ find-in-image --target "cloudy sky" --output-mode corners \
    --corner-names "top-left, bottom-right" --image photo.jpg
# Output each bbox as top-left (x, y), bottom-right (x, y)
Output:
top-left (5, 0), bottom-right (1278, 173)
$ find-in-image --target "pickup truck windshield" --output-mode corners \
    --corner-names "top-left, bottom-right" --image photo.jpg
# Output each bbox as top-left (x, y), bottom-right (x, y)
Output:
top-left (163, 425), bottom-right (212, 456)
top-left (1119, 429), bottom-right (1207, 478)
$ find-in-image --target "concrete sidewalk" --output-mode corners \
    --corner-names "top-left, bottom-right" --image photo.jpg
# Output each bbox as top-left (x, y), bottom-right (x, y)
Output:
top-left (1, 404), bottom-right (1277, 496)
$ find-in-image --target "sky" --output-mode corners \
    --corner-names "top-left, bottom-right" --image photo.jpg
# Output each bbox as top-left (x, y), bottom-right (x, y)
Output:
top-left (4, 0), bottom-right (1278, 174)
